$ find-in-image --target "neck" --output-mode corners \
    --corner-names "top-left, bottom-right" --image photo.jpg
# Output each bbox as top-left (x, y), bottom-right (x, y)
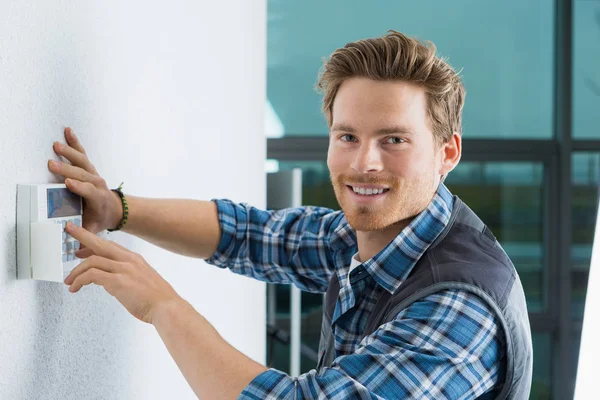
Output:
top-left (355, 218), bottom-right (414, 262)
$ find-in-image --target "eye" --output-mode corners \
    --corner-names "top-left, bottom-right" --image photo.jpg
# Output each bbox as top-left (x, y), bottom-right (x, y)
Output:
top-left (340, 134), bottom-right (357, 143)
top-left (385, 137), bottom-right (405, 144)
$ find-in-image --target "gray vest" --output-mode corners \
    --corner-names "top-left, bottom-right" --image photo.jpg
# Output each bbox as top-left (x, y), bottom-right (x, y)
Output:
top-left (316, 197), bottom-right (533, 400)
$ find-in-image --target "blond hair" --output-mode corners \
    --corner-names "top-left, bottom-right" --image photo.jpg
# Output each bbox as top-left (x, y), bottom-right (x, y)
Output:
top-left (316, 30), bottom-right (466, 144)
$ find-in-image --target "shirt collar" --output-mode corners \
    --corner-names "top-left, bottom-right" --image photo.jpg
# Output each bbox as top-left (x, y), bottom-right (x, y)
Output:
top-left (329, 183), bottom-right (455, 294)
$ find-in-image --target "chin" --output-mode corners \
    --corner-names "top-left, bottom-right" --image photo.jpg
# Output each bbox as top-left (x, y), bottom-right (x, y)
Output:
top-left (332, 179), bottom-right (427, 232)
top-left (339, 195), bottom-right (422, 232)
top-left (342, 208), bottom-right (396, 232)
top-left (347, 220), bottom-right (387, 232)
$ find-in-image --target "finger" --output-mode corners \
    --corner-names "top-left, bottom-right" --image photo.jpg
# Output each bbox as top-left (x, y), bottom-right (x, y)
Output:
top-left (107, 240), bottom-right (133, 254)
top-left (65, 179), bottom-right (98, 201)
top-left (66, 222), bottom-right (129, 262)
top-left (69, 268), bottom-right (113, 293)
top-left (65, 254), bottom-right (119, 285)
top-left (54, 141), bottom-right (98, 175)
top-left (48, 160), bottom-right (104, 187)
top-left (75, 240), bottom-right (133, 262)
top-left (98, 239), bottom-right (139, 263)
top-left (64, 127), bottom-right (88, 156)
top-left (75, 246), bottom-right (95, 259)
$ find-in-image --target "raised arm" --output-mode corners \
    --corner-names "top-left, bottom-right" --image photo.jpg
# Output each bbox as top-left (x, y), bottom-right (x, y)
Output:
top-left (205, 200), bottom-right (344, 293)
top-left (49, 128), bottom-right (222, 259)
top-left (50, 127), bottom-right (342, 291)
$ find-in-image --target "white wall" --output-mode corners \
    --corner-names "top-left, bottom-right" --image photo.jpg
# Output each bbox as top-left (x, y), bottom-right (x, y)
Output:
top-left (0, 1), bottom-right (266, 398)
top-left (574, 196), bottom-right (600, 400)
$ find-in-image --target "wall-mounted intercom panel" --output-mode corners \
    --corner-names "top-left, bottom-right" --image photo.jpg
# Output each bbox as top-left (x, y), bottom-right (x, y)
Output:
top-left (17, 184), bottom-right (83, 282)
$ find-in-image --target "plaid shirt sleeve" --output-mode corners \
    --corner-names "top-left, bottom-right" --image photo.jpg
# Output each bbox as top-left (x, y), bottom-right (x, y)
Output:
top-left (240, 289), bottom-right (506, 400)
top-left (205, 199), bottom-right (345, 293)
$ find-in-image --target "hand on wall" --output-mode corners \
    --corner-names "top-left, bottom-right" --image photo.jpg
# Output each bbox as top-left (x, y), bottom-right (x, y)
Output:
top-left (49, 127), bottom-right (123, 237)
top-left (63, 221), bottom-right (183, 324)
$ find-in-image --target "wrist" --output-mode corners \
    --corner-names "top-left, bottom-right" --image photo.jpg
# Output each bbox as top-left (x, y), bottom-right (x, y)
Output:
top-left (109, 190), bottom-right (124, 230)
top-left (151, 296), bottom-right (192, 327)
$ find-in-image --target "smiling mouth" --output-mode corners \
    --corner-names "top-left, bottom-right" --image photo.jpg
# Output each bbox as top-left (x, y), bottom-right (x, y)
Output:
top-left (346, 185), bottom-right (391, 196)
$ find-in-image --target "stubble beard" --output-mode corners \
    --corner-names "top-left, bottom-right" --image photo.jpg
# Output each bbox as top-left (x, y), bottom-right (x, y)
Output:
top-left (331, 173), bottom-right (436, 232)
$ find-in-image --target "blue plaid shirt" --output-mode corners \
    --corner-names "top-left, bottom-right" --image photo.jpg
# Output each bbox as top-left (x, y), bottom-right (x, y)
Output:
top-left (206, 183), bottom-right (505, 399)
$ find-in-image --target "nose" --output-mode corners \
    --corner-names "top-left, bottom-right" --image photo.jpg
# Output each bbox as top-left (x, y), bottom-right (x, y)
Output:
top-left (351, 142), bottom-right (383, 174)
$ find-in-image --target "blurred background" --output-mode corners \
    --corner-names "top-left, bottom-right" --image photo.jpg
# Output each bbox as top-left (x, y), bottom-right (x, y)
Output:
top-left (263, 1), bottom-right (600, 399)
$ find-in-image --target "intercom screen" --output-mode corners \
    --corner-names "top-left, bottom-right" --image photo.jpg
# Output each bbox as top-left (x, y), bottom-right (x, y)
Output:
top-left (47, 188), bottom-right (81, 218)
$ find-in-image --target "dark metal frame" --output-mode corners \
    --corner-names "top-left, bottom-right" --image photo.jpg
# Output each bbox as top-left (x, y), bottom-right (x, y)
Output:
top-left (554, 0), bottom-right (574, 398)
top-left (267, 137), bottom-right (560, 162)
top-left (266, 0), bottom-right (599, 397)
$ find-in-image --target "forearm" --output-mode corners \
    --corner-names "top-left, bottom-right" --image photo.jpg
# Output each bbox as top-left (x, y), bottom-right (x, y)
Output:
top-left (117, 194), bottom-right (221, 259)
top-left (152, 298), bottom-right (267, 399)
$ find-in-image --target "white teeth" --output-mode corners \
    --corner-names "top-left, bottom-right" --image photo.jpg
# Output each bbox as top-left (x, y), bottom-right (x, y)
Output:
top-left (352, 187), bottom-right (386, 195)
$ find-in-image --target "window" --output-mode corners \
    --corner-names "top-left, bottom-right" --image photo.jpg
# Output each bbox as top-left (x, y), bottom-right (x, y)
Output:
top-left (267, 0), bottom-right (554, 138)
top-left (573, 0), bottom-right (600, 139)
top-left (267, 2), bottom-right (600, 397)
top-left (532, 332), bottom-right (552, 399)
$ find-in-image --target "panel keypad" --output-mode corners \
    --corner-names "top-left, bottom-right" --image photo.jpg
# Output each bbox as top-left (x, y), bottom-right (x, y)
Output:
top-left (53, 217), bottom-right (82, 263)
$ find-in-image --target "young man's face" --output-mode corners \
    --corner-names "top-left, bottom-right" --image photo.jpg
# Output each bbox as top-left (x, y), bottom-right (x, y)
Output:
top-left (327, 77), bottom-right (457, 232)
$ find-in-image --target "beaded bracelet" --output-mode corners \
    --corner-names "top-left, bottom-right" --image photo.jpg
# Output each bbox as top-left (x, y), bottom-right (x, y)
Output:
top-left (108, 182), bottom-right (129, 232)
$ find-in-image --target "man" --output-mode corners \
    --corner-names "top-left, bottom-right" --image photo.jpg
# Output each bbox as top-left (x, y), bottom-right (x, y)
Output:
top-left (48, 30), bottom-right (533, 399)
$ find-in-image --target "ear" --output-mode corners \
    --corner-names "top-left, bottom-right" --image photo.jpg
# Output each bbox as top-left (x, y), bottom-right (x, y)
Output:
top-left (439, 132), bottom-right (462, 177)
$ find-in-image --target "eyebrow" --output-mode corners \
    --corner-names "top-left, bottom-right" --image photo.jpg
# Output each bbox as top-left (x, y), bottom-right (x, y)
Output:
top-left (330, 123), bottom-right (413, 135)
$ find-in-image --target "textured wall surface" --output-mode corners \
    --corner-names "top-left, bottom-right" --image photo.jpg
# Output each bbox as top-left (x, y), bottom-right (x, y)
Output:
top-left (0, 1), bottom-right (266, 398)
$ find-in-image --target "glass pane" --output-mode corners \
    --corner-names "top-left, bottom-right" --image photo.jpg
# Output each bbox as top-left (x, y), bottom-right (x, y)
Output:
top-left (572, 153), bottom-right (600, 317)
top-left (573, 0), bottom-right (600, 139)
top-left (445, 162), bottom-right (546, 312)
top-left (278, 160), bottom-right (339, 209)
top-left (266, 283), bottom-right (292, 374)
top-left (267, 1), bottom-right (554, 138)
top-left (266, 285), bottom-right (324, 374)
top-left (300, 292), bottom-right (324, 373)
top-left (531, 333), bottom-right (553, 399)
